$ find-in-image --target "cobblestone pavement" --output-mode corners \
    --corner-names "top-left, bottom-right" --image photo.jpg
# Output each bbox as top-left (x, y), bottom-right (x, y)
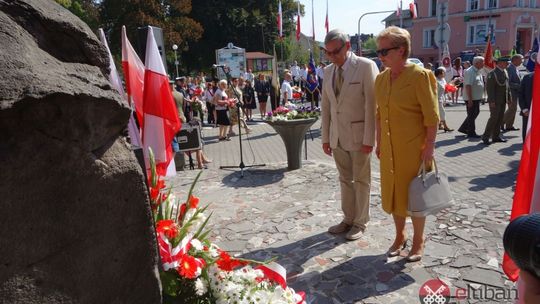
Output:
top-left (169, 100), bottom-right (523, 303)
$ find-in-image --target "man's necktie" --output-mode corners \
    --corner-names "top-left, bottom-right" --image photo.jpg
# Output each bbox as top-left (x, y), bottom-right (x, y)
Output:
top-left (335, 67), bottom-right (343, 97)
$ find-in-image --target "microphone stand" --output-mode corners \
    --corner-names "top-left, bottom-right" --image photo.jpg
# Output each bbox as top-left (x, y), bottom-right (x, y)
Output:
top-left (217, 66), bottom-right (265, 177)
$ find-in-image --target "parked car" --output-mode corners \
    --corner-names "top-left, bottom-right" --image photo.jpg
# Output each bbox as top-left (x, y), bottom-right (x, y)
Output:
top-left (407, 58), bottom-right (424, 68)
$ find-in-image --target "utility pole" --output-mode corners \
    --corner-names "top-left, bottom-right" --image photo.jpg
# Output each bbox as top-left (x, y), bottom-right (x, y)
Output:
top-left (357, 10), bottom-right (395, 55)
top-left (438, 3), bottom-right (447, 65)
top-left (399, 0), bottom-right (403, 28)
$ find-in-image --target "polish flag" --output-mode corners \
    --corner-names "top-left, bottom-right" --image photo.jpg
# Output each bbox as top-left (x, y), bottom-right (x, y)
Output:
top-left (324, 0), bottom-right (329, 34)
top-left (121, 26), bottom-right (145, 128)
top-left (396, 1), bottom-right (402, 17)
top-left (99, 29), bottom-right (142, 148)
top-left (409, 1), bottom-right (417, 19)
top-left (296, 1), bottom-right (301, 41)
top-left (502, 43), bottom-right (540, 282)
top-left (277, 1), bottom-right (283, 39)
top-left (484, 34), bottom-right (495, 70)
top-left (142, 27), bottom-right (181, 176)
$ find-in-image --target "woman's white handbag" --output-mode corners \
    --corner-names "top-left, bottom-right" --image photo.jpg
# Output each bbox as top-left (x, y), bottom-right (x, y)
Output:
top-left (408, 159), bottom-right (454, 217)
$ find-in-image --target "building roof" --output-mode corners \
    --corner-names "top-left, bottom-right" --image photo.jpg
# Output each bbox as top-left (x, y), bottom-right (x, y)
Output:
top-left (383, 9), bottom-right (412, 22)
top-left (246, 52), bottom-right (273, 59)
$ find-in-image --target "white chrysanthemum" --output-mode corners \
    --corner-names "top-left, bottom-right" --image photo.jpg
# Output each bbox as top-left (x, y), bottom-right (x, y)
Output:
top-left (190, 238), bottom-right (203, 251)
top-left (195, 278), bottom-right (207, 296)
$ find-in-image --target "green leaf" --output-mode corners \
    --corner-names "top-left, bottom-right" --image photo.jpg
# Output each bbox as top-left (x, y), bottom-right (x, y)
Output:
top-left (160, 271), bottom-right (180, 297)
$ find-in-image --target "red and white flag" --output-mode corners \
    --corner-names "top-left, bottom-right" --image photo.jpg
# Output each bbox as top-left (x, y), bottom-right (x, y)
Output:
top-left (409, 1), bottom-right (417, 19)
top-left (277, 0), bottom-right (283, 39)
top-left (396, 1), bottom-right (402, 17)
top-left (121, 26), bottom-right (145, 127)
top-left (99, 28), bottom-right (142, 148)
top-left (324, 0), bottom-right (329, 34)
top-left (296, 1), bottom-right (301, 41)
top-left (142, 27), bottom-right (181, 176)
top-left (502, 46), bottom-right (540, 282)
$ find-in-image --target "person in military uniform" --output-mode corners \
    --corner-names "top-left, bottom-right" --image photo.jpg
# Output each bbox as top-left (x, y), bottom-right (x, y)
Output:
top-left (482, 56), bottom-right (512, 144)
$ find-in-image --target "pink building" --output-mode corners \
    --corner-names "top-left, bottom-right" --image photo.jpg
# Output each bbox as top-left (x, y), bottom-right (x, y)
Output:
top-left (407, 0), bottom-right (540, 64)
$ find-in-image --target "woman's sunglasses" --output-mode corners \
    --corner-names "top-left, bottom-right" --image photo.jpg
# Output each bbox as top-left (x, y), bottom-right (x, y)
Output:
top-left (376, 46), bottom-right (400, 57)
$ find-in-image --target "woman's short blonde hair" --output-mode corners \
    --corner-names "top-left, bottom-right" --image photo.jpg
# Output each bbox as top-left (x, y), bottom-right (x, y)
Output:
top-left (218, 79), bottom-right (227, 88)
top-left (376, 26), bottom-right (411, 59)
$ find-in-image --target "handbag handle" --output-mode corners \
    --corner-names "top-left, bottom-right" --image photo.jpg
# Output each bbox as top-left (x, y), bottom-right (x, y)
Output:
top-left (417, 159), bottom-right (440, 186)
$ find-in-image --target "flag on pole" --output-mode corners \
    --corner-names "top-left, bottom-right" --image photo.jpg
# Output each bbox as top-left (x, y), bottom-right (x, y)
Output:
top-left (325, 0), bottom-right (329, 34)
top-left (396, 1), bottom-right (402, 17)
top-left (527, 37), bottom-right (539, 72)
top-left (484, 34), bottom-right (495, 70)
top-left (121, 26), bottom-right (145, 127)
top-left (142, 27), bottom-right (181, 176)
top-left (99, 28), bottom-right (142, 148)
top-left (277, 0), bottom-right (283, 39)
top-left (296, 2), bottom-right (301, 41)
top-left (306, 50), bottom-right (319, 94)
top-left (311, 0), bottom-right (315, 41)
top-left (409, 1), bottom-right (418, 19)
top-left (502, 48), bottom-right (540, 282)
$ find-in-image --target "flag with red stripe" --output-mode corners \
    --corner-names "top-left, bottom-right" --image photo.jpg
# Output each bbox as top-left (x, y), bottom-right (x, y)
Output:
top-left (484, 34), bottom-right (495, 70)
top-left (277, 0), bottom-right (283, 39)
top-left (502, 47), bottom-right (540, 281)
top-left (142, 27), bottom-right (181, 176)
top-left (121, 26), bottom-right (145, 128)
top-left (325, 0), bottom-right (329, 34)
top-left (409, 1), bottom-right (417, 19)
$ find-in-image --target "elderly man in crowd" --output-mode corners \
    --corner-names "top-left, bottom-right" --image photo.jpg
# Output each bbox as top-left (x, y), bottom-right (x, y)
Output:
top-left (502, 54), bottom-right (524, 132)
top-left (458, 56), bottom-right (485, 138)
top-left (482, 56), bottom-right (512, 145)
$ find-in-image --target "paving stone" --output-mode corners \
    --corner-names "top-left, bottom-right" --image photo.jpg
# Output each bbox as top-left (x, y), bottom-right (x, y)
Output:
top-left (425, 242), bottom-right (458, 259)
top-left (462, 268), bottom-right (505, 288)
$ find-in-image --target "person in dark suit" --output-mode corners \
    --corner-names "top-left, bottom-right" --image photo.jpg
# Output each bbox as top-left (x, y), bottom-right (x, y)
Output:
top-left (482, 56), bottom-right (512, 144)
top-left (519, 70), bottom-right (534, 140)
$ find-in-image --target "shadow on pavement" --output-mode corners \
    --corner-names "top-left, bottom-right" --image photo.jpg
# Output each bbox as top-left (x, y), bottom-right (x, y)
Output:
top-left (220, 167), bottom-right (286, 187)
top-left (468, 160), bottom-right (519, 192)
top-left (444, 141), bottom-right (488, 157)
top-left (240, 232), bottom-right (413, 303)
top-left (498, 143), bottom-right (522, 156)
top-left (436, 136), bottom-right (468, 148)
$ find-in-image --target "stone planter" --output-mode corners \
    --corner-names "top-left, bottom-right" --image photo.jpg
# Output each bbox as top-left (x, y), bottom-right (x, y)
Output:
top-left (266, 117), bottom-right (318, 170)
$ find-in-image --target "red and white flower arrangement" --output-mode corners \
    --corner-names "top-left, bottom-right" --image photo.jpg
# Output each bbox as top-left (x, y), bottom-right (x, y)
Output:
top-left (147, 149), bottom-right (306, 304)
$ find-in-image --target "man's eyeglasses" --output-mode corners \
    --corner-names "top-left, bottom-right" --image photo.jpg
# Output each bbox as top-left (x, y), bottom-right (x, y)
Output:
top-left (324, 44), bottom-right (345, 56)
top-left (376, 46), bottom-right (400, 57)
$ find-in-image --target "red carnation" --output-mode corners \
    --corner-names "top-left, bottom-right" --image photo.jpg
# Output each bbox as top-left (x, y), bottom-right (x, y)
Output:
top-left (156, 220), bottom-right (179, 240)
top-left (216, 250), bottom-right (247, 271)
top-left (178, 255), bottom-right (202, 279)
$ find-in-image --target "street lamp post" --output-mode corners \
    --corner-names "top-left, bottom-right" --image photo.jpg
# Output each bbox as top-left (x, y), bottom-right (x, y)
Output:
top-left (357, 10), bottom-right (395, 55)
top-left (172, 44), bottom-right (179, 78)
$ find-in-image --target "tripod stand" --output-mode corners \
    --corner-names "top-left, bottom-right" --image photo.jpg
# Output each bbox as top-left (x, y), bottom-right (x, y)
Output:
top-left (217, 66), bottom-right (265, 177)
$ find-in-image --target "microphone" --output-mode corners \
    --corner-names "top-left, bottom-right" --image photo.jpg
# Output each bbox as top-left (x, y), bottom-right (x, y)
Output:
top-left (212, 64), bottom-right (227, 68)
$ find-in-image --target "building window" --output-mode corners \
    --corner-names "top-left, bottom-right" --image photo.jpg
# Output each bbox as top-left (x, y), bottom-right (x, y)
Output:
top-left (468, 0), bottom-right (479, 11)
top-left (487, 0), bottom-right (498, 8)
top-left (517, 0), bottom-right (525, 7)
top-left (531, 0), bottom-right (537, 8)
top-left (423, 29), bottom-right (436, 48)
top-left (467, 23), bottom-right (490, 45)
top-left (429, 0), bottom-right (437, 17)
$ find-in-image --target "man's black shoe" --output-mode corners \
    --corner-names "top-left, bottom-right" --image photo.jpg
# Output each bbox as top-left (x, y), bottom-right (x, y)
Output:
top-left (505, 127), bottom-right (520, 131)
top-left (457, 128), bottom-right (468, 135)
top-left (467, 134), bottom-right (481, 138)
top-left (492, 137), bottom-right (508, 143)
top-left (482, 137), bottom-right (490, 145)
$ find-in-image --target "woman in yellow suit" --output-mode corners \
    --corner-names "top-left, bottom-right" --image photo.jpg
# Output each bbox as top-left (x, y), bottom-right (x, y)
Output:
top-left (374, 26), bottom-right (439, 262)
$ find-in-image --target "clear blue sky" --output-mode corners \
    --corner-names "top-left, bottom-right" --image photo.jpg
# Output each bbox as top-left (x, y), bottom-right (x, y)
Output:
top-left (298, 0), bottom-right (398, 41)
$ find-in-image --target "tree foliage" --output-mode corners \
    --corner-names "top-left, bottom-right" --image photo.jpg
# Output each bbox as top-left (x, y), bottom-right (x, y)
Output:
top-left (55, 0), bottom-right (100, 30)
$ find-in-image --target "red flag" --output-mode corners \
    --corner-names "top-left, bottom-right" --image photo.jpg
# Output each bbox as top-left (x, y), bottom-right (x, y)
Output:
top-left (502, 55), bottom-right (540, 281)
top-left (409, 1), bottom-right (417, 19)
top-left (484, 35), bottom-right (495, 69)
top-left (277, 0), bottom-right (282, 39)
top-left (325, 0), bottom-right (329, 34)
top-left (142, 27), bottom-right (181, 176)
top-left (296, 2), bottom-right (301, 41)
top-left (121, 26), bottom-right (145, 127)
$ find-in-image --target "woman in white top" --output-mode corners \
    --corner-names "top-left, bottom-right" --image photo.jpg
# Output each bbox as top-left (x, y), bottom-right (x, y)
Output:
top-left (435, 67), bottom-right (454, 132)
top-left (451, 58), bottom-right (464, 104)
top-left (213, 80), bottom-right (232, 141)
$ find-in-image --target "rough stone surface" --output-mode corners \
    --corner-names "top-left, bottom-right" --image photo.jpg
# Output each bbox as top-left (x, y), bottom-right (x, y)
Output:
top-left (0, 1), bottom-right (161, 303)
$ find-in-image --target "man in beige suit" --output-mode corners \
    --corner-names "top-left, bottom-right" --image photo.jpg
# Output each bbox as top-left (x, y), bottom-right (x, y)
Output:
top-left (321, 29), bottom-right (378, 240)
